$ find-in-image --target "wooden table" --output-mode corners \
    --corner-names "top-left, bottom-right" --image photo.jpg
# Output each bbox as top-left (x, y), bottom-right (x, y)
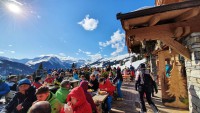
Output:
top-left (93, 94), bottom-right (109, 113)
top-left (92, 94), bottom-right (108, 103)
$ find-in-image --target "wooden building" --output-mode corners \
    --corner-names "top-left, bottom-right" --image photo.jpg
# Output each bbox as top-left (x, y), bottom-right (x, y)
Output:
top-left (117, 0), bottom-right (200, 112)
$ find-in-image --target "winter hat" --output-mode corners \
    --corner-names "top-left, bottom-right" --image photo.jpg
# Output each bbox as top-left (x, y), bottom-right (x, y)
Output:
top-left (9, 75), bottom-right (17, 80)
top-left (18, 78), bottom-right (31, 86)
top-left (139, 63), bottom-right (146, 69)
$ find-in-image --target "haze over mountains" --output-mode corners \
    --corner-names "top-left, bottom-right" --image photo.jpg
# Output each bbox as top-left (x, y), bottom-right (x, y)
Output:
top-left (0, 53), bottom-right (145, 76)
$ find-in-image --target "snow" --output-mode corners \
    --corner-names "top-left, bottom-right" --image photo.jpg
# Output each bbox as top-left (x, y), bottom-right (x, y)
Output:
top-left (0, 61), bottom-right (2, 64)
top-left (89, 53), bottom-right (146, 69)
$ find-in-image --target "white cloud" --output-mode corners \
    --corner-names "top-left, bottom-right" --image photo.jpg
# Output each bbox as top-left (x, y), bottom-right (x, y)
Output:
top-left (78, 49), bottom-right (91, 55)
top-left (8, 45), bottom-right (13, 47)
top-left (10, 51), bottom-right (15, 54)
top-left (0, 51), bottom-right (4, 54)
top-left (99, 30), bottom-right (125, 56)
top-left (59, 53), bottom-right (65, 56)
top-left (78, 15), bottom-right (99, 31)
top-left (88, 53), bottom-right (102, 61)
top-left (77, 49), bottom-right (102, 61)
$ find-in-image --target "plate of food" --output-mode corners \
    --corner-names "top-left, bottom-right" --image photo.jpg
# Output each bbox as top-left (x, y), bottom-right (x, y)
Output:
top-left (98, 91), bottom-right (107, 95)
top-left (87, 89), bottom-right (94, 93)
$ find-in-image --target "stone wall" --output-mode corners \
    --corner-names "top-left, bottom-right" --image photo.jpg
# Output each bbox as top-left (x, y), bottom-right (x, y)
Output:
top-left (185, 33), bottom-right (200, 113)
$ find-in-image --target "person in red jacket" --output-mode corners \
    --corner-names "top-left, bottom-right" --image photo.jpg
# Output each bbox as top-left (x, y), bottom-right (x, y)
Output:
top-left (44, 74), bottom-right (54, 84)
top-left (98, 77), bottom-right (116, 112)
top-left (32, 76), bottom-right (42, 89)
top-left (60, 86), bottom-right (92, 113)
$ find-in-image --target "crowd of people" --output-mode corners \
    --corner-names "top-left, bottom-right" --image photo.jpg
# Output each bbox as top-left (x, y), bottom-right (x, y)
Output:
top-left (0, 63), bottom-right (159, 113)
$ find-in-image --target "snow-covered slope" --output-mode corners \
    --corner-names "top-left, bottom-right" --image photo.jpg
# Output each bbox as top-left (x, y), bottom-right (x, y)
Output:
top-left (88, 53), bottom-right (146, 69)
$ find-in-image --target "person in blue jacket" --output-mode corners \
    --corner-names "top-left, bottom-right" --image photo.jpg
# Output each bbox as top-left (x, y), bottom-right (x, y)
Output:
top-left (0, 75), bottom-right (10, 99)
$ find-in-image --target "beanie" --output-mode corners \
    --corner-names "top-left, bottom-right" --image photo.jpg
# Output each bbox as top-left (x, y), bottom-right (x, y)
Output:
top-left (18, 78), bottom-right (31, 86)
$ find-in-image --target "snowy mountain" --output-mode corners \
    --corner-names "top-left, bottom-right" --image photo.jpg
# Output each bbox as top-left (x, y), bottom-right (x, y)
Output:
top-left (0, 53), bottom-right (145, 76)
top-left (0, 59), bottom-right (34, 76)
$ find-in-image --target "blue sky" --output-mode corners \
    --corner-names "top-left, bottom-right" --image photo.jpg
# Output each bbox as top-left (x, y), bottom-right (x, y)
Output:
top-left (0, 0), bottom-right (154, 60)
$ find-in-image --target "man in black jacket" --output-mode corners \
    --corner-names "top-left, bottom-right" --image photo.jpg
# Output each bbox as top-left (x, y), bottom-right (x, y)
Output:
top-left (135, 63), bottom-right (159, 113)
top-left (88, 74), bottom-right (99, 92)
top-left (4, 78), bottom-right (37, 113)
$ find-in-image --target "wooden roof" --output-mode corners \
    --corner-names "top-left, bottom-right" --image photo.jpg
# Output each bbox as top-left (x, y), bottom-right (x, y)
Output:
top-left (117, 0), bottom-right (200, 60)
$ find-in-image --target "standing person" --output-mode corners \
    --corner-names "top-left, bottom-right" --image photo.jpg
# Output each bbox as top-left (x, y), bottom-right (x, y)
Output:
top-left (130, 65), bottom-right (135, 81)
top-left (135, 63), bottom-right (159, 113)
top-left (4, 78), bottom-right (36, 113)
top-left (35, 86), bottom-right (63, 113)
top-left (0, 75), bottom-right (10, 99)
top-left (113, 67), bottom-right (123, 100)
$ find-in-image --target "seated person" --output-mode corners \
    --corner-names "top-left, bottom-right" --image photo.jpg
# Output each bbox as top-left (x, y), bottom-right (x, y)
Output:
top-left (60, 86), bottom-right (92, 113)
top-left (57, 72), bottom-right (64, 83)
top-left (28, 101), bottom-right (51, 113)
top-left (80, 81), bottom-right (97, 113)
top-left (0, 76), bottom-right (10, 99)
top-left (98, 77), bottom-right (116, 112)
top-left (73, 70), bottom-right (79, 80)
top-left (44, 74), bottom-right (54, 85)
top-left (35, 86), bottom-right (63, 113)
top-left (4, 78), bottom-right (36, 113)
top-left (26, 75), bottom-right (33, 83)
top-left (32, 76), bottom-right (43, 89)
top-left (6, 75), bottom-right (17, 91)
top-left (55, 80), bottom-right (71, 103)
top-left (80, 75), bottom-right (86, 82)
top-left (88, 74), bottom-right (99, 92)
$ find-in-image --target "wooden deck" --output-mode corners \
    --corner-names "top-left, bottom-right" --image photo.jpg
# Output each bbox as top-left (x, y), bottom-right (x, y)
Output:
top-left (110, 81), bottom-right (189, 113)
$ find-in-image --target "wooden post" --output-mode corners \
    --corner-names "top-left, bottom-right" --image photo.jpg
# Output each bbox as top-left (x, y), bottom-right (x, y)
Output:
top-left (158, 51), bottom-right (168, 101)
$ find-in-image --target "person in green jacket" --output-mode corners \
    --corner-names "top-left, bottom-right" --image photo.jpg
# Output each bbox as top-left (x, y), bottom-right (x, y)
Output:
top-left (55, 80), bottom-right (71, 103)
top-left (35, 86), bottom-right (63, 113)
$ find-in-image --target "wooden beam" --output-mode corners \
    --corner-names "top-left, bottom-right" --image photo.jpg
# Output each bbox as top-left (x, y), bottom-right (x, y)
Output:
top-left (161, 37), bottom-right (191, 60)
top-left (124, 21), bottom-right (130, 30)
top-left (175, 7), bottom-right (200, 21)
top-left (125, 16), bottom-right (200, 60)
top-left (174, 27), bottom-right (183, 38)
top-left (126, 15), bottom-right (200, 41)
top-left (149, 14), bottom-right (160, 26)
top-left (182, 26), bottom-right (191, 37)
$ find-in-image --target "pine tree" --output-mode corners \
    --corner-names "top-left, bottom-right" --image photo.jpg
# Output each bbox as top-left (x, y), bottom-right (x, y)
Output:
top-left (72, 63), bottom-right (76, 69)
top-left (165, 60), bottom-right (188, 108)
top-left (38, 63), bottom-right (43, 70)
